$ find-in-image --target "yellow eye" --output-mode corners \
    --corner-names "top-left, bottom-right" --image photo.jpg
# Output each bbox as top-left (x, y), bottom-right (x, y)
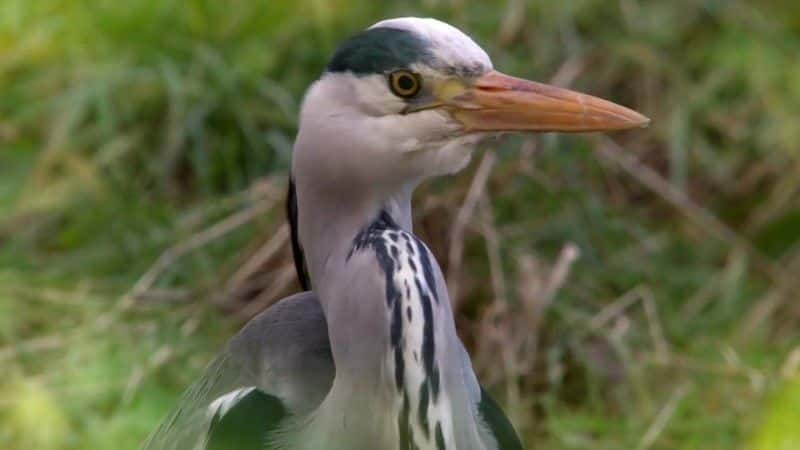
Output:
top-left (388, 70), bottom-right (422, 98)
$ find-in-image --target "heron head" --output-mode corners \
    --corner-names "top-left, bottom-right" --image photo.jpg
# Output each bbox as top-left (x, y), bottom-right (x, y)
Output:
top-left (293, 18), bottom-right (648, 192)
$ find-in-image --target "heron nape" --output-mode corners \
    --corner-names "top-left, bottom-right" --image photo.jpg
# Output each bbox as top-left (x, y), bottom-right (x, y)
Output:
top-left (143, 17), bottom-right (648, 450)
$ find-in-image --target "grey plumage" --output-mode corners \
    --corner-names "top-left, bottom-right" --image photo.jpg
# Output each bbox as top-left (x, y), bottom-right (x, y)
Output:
top-left (143, 290), bottom-right (520, 450)
top-left (141, 292), bottom-right (333, 450)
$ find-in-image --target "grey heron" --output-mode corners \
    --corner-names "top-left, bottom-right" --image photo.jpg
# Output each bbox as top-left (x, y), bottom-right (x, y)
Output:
top-left (143, 17), bottom-right (648, 450)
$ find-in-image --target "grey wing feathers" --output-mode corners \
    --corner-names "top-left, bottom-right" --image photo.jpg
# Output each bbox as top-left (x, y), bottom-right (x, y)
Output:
top-left (141, 292), bottom-right (333, 450)
top-left (142, 289), bottom-right (521, 449)
top-left (141, 352), bottom-right (252, 450)
top-left (227, 291), bottom-right (334, 414)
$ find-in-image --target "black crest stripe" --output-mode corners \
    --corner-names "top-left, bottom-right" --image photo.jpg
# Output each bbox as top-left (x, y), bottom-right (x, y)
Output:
top-left (327, 27), bottom-right (433, 75)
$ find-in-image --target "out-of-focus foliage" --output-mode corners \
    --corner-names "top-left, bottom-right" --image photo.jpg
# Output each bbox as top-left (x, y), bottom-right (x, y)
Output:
top-left (749, 376), bottom-right (800, 450)
top-left (1, 0), bottom-right (800, 449)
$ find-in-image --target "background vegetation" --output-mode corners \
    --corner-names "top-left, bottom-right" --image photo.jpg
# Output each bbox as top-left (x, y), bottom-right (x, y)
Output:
top-left (2, 0), bottom-right (800, 448)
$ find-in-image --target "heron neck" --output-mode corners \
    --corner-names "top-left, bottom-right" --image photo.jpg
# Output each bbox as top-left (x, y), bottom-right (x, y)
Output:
top-left (297, 179), bottom-right (413, 274)
top-left (296, 181), bottom-right (414, 288)
top-left (295, 179), bottom-right (485, 449)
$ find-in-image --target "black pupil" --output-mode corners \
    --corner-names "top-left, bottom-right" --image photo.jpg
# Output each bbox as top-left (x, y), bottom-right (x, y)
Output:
top-left (397, 74), bottom-right (415, 92)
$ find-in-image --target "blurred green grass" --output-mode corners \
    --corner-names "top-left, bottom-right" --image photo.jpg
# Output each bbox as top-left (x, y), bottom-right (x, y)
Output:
top-left (2, 0), bottom-right (800, 449)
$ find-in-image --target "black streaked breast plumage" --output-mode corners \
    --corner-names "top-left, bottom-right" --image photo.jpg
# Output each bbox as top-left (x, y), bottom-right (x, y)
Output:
top-left (349, 211), bottom-right (453, 450)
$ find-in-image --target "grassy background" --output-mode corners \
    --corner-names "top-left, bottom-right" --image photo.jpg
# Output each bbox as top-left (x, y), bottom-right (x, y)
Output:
top-left (2, 0), bottom-right (800, 448)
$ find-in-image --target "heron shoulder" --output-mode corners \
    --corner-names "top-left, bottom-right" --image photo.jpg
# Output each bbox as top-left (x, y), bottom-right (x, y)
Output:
top-left (228, 292), bottom-right (334, 415)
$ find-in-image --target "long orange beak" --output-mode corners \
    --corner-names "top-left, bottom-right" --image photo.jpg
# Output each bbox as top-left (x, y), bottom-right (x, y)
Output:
top-left (449, 71), bottom-right (649, 133)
